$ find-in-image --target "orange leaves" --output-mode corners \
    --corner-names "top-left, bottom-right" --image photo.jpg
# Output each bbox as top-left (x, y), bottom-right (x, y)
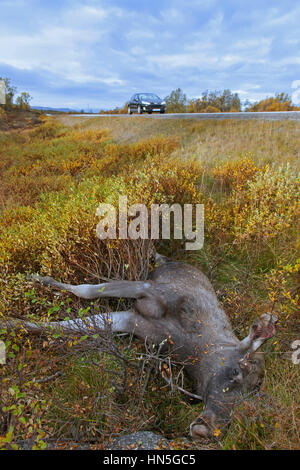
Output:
top-left (247, 94), bottom-right (297, 112)
top-left (161, 362), bottom-right (171, 378)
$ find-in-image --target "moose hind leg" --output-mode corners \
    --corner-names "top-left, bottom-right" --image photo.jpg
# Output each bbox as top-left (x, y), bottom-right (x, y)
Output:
top-left (56, 310), bottom-right (136, 334)
top-left (3, 311), bottom-right (136, 336)
top-left (134, 296), bottom-right (166, 319)
top-left (30, 274), bottom-right (154, 300)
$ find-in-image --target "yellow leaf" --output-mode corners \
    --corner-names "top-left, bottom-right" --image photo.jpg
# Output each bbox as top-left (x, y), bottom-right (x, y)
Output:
top-left (213, 428), bottom-right (221, 437)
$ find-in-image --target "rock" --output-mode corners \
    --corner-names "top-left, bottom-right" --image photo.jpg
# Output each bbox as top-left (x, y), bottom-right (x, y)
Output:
top-left (107, 431), bottom-right (171, 450)
top-left (31, 116), bottom-right (41, 125)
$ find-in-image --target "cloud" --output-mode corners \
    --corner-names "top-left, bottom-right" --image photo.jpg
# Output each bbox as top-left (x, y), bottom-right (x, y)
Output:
top-left (0, 0), bottom-right (299, 108)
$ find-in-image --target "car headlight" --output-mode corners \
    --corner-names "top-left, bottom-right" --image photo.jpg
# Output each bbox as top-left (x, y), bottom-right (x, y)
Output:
top-left (142, 101), bottom-right (150, 105)
top-left (161, 101), bottom-right (166, 105)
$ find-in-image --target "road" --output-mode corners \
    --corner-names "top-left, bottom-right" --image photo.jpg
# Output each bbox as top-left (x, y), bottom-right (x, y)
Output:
top-left (69, 111), bottom-right (300, 121)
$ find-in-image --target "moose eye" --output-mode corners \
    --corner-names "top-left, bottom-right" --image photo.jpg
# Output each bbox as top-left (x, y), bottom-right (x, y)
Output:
top-left (229, 367), bottom-right (243, 384)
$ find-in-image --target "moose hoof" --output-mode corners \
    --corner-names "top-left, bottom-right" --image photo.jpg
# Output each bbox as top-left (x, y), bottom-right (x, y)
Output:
top-left (190, 423), bottom-right (210, 439)
top-left (254, 313), bottom-right (278, 340)
top-left (260, 313), bottom-right (278, 325)
top-left (29, 274), bottom-right (55, 286)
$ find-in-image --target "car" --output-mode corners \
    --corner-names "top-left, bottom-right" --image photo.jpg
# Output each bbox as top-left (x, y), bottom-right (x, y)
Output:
top-left (127, 93), bottom-right (166, 114)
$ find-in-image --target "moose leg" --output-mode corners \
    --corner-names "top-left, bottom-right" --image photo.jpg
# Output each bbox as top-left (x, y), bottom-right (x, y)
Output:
top-left (31, 275), bottom-right (168, 319)
top-left (30, 274), bottom-right (154, 300)
top-left (55, 310), bottom-right (136, 334)
top-left (3, 310), bottom-right (136, 336)
top-left (239, 313), bottom-right (278, 353)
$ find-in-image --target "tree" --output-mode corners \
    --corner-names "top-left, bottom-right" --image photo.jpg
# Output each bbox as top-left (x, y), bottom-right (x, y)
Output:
top-left (219, 89), bottom-right (241, 112)
top-left (0, 77), bottom-right (17, 107)
top-left (165, 88), bottom-right (187, 113)
top-left (245, 92), bottom-right (299, 112)
top-left (16, 92), bottom-right (32, 110)
top-left (275, 92), bottom-right (291, 104)
top-left (188, 89), bottom-right (241, 113)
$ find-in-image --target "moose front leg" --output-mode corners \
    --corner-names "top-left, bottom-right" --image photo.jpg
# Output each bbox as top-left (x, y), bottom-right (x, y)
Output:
top-left (240, 313), bottom-right (278, 353)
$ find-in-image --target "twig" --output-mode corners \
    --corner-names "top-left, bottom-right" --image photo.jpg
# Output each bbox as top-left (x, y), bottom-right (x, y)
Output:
top-left (159, 361), bottom-right (202, 400)
top-left (34, 371), bottom-right (62, 384)
top-left (140, 365), bottom-right (154, 399)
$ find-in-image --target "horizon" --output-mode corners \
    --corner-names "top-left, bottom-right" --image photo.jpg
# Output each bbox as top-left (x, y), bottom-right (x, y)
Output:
top-left (1, 0), bottom-right (300, 110)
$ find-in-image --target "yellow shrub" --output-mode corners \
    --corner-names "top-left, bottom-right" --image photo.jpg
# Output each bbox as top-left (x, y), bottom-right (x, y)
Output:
top-left (87, 136), bottom-right (179, 178)
top-left (106, 154), bottom-right (201, 208)
top-left (31, 118), bottom-right (68, 139)
top-left (266, 259), bottom-right (300, 322)
top-left (67, 128), bottom-right (110, 143)
top-left (233, 164), bottom-right (300, 242)
top-left (201, 105), bottom-right (221, 113)
top-left (214, 157), bottom-right (259, 192)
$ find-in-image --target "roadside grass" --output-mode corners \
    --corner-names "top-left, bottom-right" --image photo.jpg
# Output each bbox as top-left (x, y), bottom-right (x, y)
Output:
top-left (0, 116), bottom-right (299, 450)
top-left (59, 115), bottom-right (300, 169)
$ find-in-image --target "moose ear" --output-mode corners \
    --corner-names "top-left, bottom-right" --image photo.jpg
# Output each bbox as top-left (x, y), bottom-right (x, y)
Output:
top-left (240, 313), bottom-right (278, 354)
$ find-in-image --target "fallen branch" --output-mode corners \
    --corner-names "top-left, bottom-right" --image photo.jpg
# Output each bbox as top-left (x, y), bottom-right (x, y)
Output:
top-left (34, 371), bottom-right (63, 384)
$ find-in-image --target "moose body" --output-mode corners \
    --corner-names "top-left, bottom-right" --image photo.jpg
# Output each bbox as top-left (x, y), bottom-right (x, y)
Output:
top-left (7, 255), bottom-right (277, 439)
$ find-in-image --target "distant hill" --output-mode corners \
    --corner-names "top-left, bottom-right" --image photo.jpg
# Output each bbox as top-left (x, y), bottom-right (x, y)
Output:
top-left (32, 106), bottom-right (100, 113)
top-left (32, 106), bottom-right (78, 113)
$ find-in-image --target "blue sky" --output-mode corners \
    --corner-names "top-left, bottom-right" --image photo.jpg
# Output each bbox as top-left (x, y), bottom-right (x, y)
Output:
top-left (1, 0), bottom-right (300, 109)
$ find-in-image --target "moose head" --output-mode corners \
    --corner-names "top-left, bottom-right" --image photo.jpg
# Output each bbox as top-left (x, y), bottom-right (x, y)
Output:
top-left (190, 313), bottom-right (278, 439)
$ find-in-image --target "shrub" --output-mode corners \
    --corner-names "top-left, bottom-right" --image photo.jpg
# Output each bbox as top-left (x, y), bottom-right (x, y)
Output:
top-left (214, 157), bottom-right (259, 192)
top-left (233, 163), bottom-right (300, 242)
top-left (31, 118), bottom-right (68, 140)
top-left (201, 105), bottom-right (221, 113)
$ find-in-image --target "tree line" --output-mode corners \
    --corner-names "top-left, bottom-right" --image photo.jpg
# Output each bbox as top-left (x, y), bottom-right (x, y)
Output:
top-left (164, 88), bottom-right (300, 113)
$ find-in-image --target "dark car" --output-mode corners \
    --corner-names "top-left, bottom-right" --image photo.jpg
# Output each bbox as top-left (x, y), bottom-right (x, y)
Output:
top-left (128, 93), bottom-right (166, 114)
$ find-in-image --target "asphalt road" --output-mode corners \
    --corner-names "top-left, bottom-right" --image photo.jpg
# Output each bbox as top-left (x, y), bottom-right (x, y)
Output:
top-left (69, 111), bottom-right (300, 121)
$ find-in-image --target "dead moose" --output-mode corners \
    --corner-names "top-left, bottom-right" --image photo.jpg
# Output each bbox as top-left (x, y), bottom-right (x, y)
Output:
top-left (5, 254), bottom-right (277, 439)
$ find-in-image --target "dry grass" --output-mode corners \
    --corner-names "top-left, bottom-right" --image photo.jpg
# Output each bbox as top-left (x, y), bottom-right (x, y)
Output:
top-left (59, 115), bottom-right (300, 169)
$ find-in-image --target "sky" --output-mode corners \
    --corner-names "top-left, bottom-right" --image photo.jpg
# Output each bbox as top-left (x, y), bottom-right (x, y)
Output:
top-left (1, 0), bottom-right (300, 110)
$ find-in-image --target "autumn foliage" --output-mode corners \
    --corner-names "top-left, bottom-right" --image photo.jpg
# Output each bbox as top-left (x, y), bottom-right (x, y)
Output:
top-left (0, 117), bottom-right (299, 450)
top-left (246, 92), bottom-right (300, 112)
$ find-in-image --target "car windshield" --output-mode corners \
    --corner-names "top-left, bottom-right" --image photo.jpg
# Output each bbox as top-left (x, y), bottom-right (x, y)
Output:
top-left (138, 93), bottom-right (161, 101)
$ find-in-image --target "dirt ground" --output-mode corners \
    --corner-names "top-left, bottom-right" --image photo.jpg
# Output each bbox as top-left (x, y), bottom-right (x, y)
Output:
top-left (0, 108), bottom-right (43, 131)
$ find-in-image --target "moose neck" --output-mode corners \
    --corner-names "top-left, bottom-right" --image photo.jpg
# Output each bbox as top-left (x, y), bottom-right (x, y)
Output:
top-left (178, 302), bottom-right (241, 395)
